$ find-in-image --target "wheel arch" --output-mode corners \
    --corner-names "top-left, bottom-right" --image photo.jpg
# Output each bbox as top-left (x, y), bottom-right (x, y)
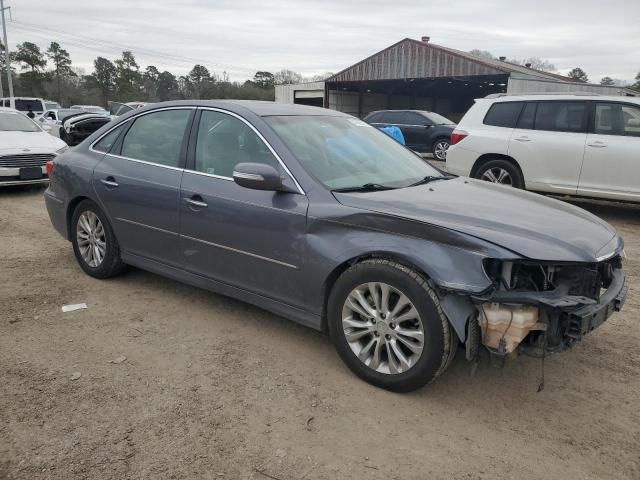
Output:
top-left (470, 153), bottom-right (525, 185)
top-left (66, 195), bottom-right (92, 239)
top-left (320, 251), bottom-right (436, 332)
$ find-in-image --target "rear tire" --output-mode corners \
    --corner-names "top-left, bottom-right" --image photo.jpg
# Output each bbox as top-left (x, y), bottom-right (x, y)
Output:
top-left (432, 138), bottom-right (450, 161)
top-left (474, 159), bottom-right (524, 189)
top-left (71, 200), bottom-right (126, 279)
top-left (328, 259), bottom-right (455, 392)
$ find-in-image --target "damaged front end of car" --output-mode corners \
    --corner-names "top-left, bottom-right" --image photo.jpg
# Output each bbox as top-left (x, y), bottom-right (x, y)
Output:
top-left (465, 253), bottom-right (628, 360)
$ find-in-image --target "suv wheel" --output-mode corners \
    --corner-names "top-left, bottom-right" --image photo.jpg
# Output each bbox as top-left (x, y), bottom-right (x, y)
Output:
top-left (328, 259), bottom-right (455, 392)
top-left (71, 200), bottom-right (126, 278)
top-left (475, 159), bottom-right (524, 189)
top-left (432, 139), bottom-right (450, 161)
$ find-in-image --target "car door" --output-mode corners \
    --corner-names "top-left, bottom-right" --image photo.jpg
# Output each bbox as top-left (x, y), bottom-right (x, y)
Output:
top-left (93, 107), bottom-right (195, 267)
top-left (179, 108), bottom-right (309, 308)
top-left (508, 101), bottom-right (587, 194)
top-left (397, 112), bottom-right (433, 151)
top-left (577, 101), bottom-right (640, 201)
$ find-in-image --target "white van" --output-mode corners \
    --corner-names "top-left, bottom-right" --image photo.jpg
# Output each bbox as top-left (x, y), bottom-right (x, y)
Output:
top-left (0, 97), bottom-right (47, 115)
top-left (446, 94), bottom-right (640, 202)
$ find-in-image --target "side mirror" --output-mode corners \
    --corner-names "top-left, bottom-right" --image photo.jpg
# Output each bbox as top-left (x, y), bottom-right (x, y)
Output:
top-left (233, 163), bottom-right (285, 191)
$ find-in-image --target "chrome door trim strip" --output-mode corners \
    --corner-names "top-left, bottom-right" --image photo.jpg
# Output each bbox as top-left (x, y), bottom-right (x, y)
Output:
top-left (198, 107), bottom-right (306, 195)
top-left (115, 217), bottom-right (179, 236)
top-left (181, 234), bottom-right (299, 270)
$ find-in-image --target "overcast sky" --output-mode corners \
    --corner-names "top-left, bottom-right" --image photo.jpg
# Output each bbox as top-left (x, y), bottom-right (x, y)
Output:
top-left (5, 0), bottom-right (639, 83)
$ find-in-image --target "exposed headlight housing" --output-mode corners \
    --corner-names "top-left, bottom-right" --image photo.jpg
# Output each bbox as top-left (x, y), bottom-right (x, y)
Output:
top-left (55, 145), bottom-right (69, 155)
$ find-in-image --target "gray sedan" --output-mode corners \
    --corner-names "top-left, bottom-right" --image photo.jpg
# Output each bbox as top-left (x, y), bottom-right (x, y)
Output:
top-left (44, 101), bottom-right (627, 392)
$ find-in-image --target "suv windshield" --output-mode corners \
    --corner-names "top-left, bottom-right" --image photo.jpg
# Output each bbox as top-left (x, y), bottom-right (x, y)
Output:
top-left (0, 112), bottom-right (41, 132)
top-left (265, 115), bottom-right (442, 190)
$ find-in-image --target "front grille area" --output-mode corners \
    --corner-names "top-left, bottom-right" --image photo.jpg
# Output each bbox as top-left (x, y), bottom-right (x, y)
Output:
top-left (0, 153), bottom-right (54, 168)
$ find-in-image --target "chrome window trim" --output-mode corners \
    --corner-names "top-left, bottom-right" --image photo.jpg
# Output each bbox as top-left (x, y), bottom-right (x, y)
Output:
top-left (103, 152), bottom-right (185, 172)
top-left (181, 234), bottom-right (298, 270)
top-left (197, 107), bottom-right (305, 195)
top-left (88, 106), bottom-right (196, 157)
top-left (183, 169), bottom-right (233, 182)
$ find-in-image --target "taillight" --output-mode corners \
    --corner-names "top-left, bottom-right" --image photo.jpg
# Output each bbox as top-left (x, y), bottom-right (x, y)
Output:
top-left (46, 160), bottom-right (55, 177)
top-left (450, 129), bottom-right (468, 146)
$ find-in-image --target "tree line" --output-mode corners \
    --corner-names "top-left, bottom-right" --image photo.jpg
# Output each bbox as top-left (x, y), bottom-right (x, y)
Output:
top-left (0, 39), bottom-right (327, 107)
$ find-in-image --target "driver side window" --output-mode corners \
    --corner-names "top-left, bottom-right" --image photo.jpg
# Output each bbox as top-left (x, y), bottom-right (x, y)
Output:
top-left (194, 110), bottom-right (280, 178)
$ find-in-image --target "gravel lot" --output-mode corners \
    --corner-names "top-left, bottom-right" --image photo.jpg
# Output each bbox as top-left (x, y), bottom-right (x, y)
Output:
top-left (1, 185), bottom-right (639, 480)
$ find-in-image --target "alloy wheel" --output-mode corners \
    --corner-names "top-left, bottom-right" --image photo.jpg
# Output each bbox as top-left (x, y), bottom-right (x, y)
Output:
top-left (480, 167), bottom-right (513, 185)
top-left (434, 141), bottom-right (449, 160)
top-left (76, 211), bottom-right (106, 267)
top-left (341, 282), bottom-right (425, 375)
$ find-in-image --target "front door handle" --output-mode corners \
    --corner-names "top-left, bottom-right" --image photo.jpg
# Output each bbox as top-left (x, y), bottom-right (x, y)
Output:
top-left (514, 136), bottom-right (531, 142)
top-left (185, 195), bottom-right (208, 209)
top-left (587, 141), bottom-right (607, 148)
top-left (100, 177), bottom-right (119, 188)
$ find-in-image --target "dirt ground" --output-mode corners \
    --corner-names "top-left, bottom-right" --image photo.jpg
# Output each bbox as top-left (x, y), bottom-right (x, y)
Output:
top-left (1, 185), bottom-right (639, 480)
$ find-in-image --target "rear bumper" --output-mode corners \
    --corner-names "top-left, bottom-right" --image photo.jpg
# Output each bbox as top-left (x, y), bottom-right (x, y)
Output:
top-left (44, 187), bottom-right (69, 240)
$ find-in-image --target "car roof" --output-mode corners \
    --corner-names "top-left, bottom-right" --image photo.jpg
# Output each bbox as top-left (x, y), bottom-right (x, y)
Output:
top-left (130, 100), bottom-right (349, 117)
top-left (483, 94), bottom-right (640, 103)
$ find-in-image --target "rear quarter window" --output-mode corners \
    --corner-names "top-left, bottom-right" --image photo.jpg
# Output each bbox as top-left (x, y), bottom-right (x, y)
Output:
top-left (483, 102), bottom-right (524, 128)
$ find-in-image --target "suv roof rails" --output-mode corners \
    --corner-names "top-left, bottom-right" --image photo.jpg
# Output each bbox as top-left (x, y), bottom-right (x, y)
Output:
top-left (484, 92), bottom-right (602, 99)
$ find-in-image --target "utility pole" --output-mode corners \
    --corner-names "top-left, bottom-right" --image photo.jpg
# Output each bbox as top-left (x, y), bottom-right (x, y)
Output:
top-left (0, 0), bottom-right (13, 109)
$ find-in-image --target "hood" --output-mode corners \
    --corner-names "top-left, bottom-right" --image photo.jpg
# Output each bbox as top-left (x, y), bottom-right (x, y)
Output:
top-left (334, 177), bottom-right (619, 262)
top-left (0, 131), bottom-right (65, 154)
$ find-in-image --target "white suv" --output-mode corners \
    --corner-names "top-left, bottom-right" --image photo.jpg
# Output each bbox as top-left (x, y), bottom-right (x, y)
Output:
top-left (446, 94), bottom-right (640, 202)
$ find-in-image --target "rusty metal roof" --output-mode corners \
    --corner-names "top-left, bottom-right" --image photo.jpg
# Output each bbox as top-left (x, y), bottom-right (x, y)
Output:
top-left (326, 38), bottom-right (577, 83)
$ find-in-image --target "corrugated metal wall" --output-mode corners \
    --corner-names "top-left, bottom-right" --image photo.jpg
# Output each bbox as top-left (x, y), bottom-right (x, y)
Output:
top-left (275, 82), bottom-right (325, 103)
top-left (330, 41), bottom-right (506, 82)
top-left (507, 75), bottom-right (637, 96)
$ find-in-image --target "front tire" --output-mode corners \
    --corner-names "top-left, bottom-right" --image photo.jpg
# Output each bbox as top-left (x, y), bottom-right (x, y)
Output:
top-left (71, 200), bottom-right (125, 278)
top-left (328, 259), bottom-right (455, 392)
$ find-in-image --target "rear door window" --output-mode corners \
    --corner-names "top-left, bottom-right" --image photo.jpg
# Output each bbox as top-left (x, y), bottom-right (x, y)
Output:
top-left (93, 124), bottom-right (127, 153)
top-left (516, 102), bottom-right (536, 129)
top-left (120, 109), bottom-right (191, 167)
top-left (381, 112), bottom-right (407, 124)
top-left (483, 102), bottom-right (524, 127)
top-left (534, 101), bottom-right (586, 133)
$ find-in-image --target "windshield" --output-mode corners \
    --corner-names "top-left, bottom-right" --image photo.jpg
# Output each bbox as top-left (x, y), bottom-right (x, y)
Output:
top-left (110, 102), bottom-right (134, 116)
top-left (0, 112), bottom-right (41, 132)
top-left (423, 111), bottom-right (454, 125)
top-left (265, 115), bottom-right (441, 190)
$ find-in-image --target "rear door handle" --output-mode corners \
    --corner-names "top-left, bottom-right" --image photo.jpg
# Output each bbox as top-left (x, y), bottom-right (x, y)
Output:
top-left (514, 136), bottom-right (531, 142)
top-left (587, 141), bottom-right (607, 148)
top-left (100, 177), bottom-right (119, 188)
top-left (185, 195), bottom-right (208, 209)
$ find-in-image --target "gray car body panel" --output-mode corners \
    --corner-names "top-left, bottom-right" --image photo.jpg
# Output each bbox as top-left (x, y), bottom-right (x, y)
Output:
top-left (44, 100), bottom-right (624, 335)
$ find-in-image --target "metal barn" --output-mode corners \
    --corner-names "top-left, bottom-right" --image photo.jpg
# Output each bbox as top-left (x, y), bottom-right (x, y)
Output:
top-left (276, 37), bottom-right (636, 121)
